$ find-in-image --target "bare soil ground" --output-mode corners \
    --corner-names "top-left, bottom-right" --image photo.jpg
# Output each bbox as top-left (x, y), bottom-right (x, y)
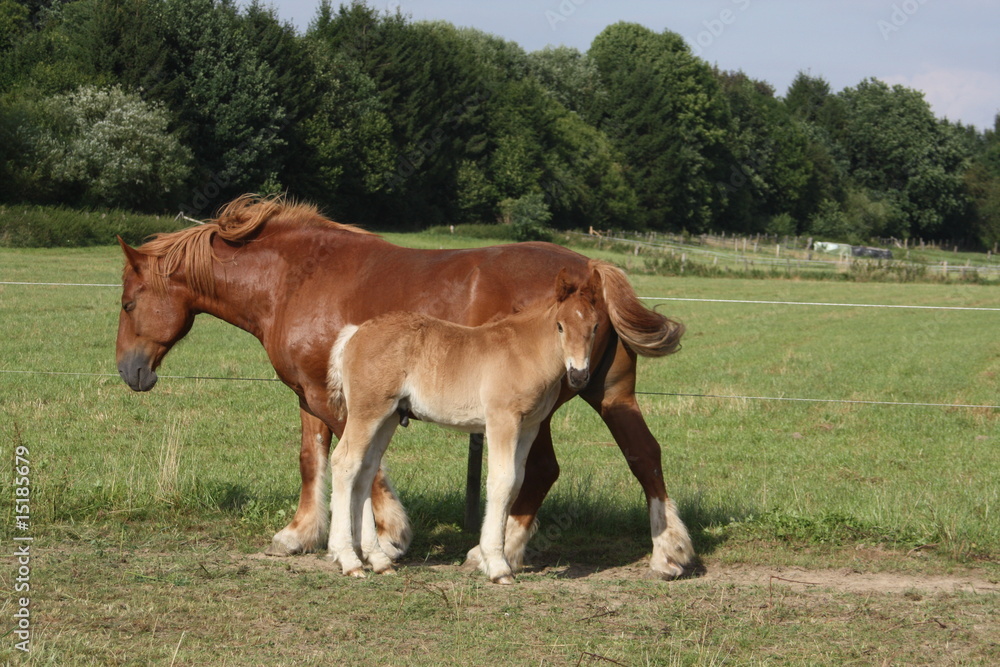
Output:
top-left (246, 551), bottom-right (1000, 596)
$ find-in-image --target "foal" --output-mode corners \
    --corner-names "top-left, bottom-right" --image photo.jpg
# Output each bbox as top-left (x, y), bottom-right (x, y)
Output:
top-left (326, 266), bottom-right (603, 583)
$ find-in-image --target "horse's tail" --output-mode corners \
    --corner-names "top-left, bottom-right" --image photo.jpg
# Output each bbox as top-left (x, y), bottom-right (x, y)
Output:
top-left (327, 324), bottom-right (360, 420)
top-left (591, 260), bottom-right (684, 357)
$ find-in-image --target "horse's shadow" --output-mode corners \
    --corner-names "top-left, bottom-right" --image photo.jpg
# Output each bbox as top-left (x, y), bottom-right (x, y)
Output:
top-left (203, 480), bottom-right (752, 579)
top-left (399, 488), bottom-right (752, 579)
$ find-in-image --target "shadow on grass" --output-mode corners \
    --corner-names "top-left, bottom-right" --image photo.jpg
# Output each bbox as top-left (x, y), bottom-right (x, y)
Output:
top-left (399, 487), bottom-right (759, 575)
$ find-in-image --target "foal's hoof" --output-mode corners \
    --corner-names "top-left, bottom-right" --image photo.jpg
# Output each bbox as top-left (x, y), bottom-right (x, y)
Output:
top-left (345, 567), bottom-right (366, 579)
top-left (373, 564), bottom-right (397, 575)
top-left (492, 574), bottom-right (515, 585)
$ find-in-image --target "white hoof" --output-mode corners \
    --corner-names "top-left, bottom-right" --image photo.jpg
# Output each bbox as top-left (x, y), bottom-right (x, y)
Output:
top-left (265, 529), bottom-right (304, 557)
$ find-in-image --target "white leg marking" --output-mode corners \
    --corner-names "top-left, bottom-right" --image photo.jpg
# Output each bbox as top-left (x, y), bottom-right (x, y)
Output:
top-left (648, 497), bottom-right (693, 579)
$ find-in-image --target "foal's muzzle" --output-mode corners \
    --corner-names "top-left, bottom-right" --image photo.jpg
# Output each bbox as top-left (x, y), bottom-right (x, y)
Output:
top-left (117, 352), bottom-right (159, 392)
top-left (567, 367), bottom-right (590, 390)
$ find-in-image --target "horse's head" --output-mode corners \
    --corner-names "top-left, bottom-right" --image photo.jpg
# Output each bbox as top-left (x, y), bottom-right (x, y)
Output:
top-left (554, 267), bottom-right (603, 390)
top-left (116, 237), bottom-right (196, 392)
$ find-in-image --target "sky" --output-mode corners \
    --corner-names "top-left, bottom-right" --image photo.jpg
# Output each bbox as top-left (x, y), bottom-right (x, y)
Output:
top-left (264, 0), bottom-right (1000, 130)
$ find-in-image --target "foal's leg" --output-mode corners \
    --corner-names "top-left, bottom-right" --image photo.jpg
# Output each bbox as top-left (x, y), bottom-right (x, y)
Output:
top-left (371, 468), bottom-right (412, 561)
top-left (581, 340), bottom-right (693, 579)
top-left (354, 420), bottom-right (398, 575)
top-left (328, 423), bottom-right (374, 577)
top-left (267, 408), bottom-right (412, 559)
top-left (465, 417), bottom-right (553, 572)
top-left (478, 417), bottom-right (535, 584)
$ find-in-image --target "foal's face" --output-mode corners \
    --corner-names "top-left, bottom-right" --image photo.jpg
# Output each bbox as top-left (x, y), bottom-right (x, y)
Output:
top-left (555, 292), bottom-right (601, 390)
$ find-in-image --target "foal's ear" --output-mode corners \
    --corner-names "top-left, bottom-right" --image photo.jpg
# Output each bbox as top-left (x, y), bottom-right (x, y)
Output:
top-left (584, 266), bottom-right (603, 302)
top-left (555, 268), bottom-right (577, 302)
top-left (118, 236), bottom-right (145, 274)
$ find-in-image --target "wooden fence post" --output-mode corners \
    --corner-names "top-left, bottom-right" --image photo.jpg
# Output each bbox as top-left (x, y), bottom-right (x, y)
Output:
top-left (464, 433), bottom-right (484, 532)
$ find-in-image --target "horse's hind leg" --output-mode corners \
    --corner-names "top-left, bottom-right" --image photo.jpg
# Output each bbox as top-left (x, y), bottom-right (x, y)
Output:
top-left (581, 342), bottom-right (693, 579)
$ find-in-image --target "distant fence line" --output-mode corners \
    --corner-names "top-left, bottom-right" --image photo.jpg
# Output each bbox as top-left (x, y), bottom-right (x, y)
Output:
top-left (569, 230), bottom-right (1000, 277)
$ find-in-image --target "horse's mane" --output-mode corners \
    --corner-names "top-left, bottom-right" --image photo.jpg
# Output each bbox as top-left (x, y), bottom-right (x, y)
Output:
top-left (133, 194), bottom-right (374, 296)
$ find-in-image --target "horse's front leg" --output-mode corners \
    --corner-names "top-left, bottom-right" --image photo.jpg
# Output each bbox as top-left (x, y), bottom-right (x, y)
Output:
top-left (267, 409), bottom-right (332, 556)
top-left (581, 341), bottom-right (694, 579)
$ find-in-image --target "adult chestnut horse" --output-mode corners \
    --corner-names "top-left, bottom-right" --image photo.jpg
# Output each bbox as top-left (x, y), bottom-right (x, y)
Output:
top-left (115, 195), bottom-right (693, 578)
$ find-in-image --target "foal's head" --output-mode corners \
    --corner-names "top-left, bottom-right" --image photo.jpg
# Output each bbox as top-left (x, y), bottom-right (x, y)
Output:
top-left (553, 267), bottom-right (603, 390)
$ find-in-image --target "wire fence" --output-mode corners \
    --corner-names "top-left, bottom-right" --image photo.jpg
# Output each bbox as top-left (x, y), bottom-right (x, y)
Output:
top-left (2, 279), bottom-right (997, 411)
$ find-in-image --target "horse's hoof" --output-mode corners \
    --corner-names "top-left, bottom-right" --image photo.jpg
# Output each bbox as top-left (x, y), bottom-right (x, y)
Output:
top-left (375, 565), bottom-right (397, 575)
top-left (264, 538), bottom-right (302, 557)
top-left (380, 541), bottom-right (407, 562)
top-left (492, 574), bottom-right (515, 585)
top-left (462, 546), bottom-right (482, 571)
top-left (345, 568), bottom-right (366, 579)
top-left (648, 560), bottom-right (686, 580)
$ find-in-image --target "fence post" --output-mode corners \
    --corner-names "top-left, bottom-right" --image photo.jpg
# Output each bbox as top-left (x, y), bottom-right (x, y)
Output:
top-left (464, 433), bottom-right (484, 532)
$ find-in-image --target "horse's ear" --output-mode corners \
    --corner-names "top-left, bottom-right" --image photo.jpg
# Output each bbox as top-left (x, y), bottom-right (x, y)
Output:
top-left (585, 266), bottom-right (604, 303)
top-left (555, 268), bottom-right (576, 302)
top-left (118, 236), bottom-right (145, 274)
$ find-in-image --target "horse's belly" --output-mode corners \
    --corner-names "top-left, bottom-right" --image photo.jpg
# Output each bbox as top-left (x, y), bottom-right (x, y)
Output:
top-left (405, 381), bottom-right (486, 434)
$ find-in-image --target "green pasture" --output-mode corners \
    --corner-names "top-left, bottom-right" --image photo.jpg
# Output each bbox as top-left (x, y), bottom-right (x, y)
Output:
top-left (1, 240), bottom-right (998, 664)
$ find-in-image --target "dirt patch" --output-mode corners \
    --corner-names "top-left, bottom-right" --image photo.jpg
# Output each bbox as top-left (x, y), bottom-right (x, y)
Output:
top-left (696, 563), bottom-right (999, 595)
top-left (246, 552), bottom-right (1000, 596)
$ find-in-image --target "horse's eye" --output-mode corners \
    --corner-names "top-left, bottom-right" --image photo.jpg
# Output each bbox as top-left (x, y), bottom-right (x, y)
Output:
top-left (557, 322), bottom-right (564, 333)
top-left (593, 323), bottom-right (599, 334)
top-left (123, 301), bottom-right (136, 313)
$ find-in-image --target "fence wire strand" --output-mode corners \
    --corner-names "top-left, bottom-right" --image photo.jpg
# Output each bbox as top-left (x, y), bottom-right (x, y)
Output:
top-left (3, 278), bottom-right (997, 410)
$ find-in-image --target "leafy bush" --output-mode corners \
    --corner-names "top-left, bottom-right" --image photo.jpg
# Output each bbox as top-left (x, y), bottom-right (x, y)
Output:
top-left (26, 85), bottom-right (192, 211)
top-left (807, 199), bottom-right (854, 242)
top-left (765, 212), bottom-right (797, 236)
top-left (500, 193), bottom-right (553, 242)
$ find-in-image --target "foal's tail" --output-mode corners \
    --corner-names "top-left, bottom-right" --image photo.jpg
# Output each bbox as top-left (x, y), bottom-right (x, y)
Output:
top-left (327, 324), bottom-right (360, 420)
top-left (591, 260), bottom-right (684, 357)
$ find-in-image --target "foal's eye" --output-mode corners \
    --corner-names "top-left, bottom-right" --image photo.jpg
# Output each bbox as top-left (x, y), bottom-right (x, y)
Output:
top-left (123, 301), bottom-right (136, 313)
top-left (593, 323), bottom-right (599, 334)
top-left (557, 323), bottom-right (564, 333)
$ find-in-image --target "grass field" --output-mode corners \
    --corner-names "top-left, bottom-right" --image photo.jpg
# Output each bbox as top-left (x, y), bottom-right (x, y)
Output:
top-left (1, 237), bottom-right (999, 664)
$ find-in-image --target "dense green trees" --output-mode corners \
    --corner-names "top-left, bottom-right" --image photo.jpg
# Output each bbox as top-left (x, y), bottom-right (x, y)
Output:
top-left (1, 0), bottom-right (998, 246)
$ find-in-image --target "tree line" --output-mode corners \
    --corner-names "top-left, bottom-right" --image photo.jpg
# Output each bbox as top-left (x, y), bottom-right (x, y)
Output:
top-left (1, 0), bottom-right (998, 248)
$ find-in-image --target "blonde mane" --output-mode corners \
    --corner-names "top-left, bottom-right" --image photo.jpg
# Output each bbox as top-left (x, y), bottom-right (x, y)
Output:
top-left (132, 194), bottom-right (374, 296)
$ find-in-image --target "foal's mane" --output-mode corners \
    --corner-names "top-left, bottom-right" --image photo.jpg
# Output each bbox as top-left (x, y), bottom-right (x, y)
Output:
top-left (133, 194), bottom-right (373, 296)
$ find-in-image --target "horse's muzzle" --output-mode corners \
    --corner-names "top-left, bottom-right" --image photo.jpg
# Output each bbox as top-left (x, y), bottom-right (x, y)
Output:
top-left (567, 367), bottom-right (590, 390)
top-left (117, 353), bottom-right (159, 392)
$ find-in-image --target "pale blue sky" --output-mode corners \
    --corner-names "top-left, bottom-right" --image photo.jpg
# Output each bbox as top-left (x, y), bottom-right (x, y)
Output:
top-left (262, 0), bottom-right (999, 130)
